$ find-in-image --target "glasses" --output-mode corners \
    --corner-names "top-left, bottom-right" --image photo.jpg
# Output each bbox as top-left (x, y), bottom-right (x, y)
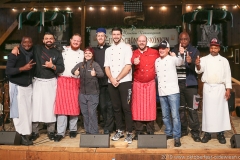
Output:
top-left (179, 38), bottom-right (189, 41)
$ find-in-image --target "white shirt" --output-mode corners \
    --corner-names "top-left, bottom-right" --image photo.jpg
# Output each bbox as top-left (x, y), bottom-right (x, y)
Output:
top-left (60, 47), bottom-right (84, 78)
top-left (104, 42), bottom-right (132, 83)
top-left (155, 55), bottom-right (183, 96)
top-left (195, 54), bottom-right (232, 89)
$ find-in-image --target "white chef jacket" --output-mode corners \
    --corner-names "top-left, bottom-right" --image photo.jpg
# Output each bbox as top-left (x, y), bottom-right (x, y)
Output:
top-left (60, 46), bottom-right (84, 78)
top-left (104, 42), bottom-right (132, 83)
top-left (155, 55), bottom-right (183, 96)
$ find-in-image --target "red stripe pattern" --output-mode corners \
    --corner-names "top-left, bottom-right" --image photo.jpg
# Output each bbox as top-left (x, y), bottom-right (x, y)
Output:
top-left (54, 76), bottom-right (80, 115)
top-left (132, 80), bottom-right (156, 121)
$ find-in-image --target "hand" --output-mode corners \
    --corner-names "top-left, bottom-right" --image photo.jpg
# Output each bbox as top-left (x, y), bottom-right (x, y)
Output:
top-left (91, 68), bottom-right (96, 76)
top-left (186, 52), bottom-right (192, 63)
top-left (20, 59), bottom-right (36, 71)
top-left (42, 58), bottom-right (53, 68)
top-left (195, 56), bottom-right (200, 66)
top-left (110, 77), bottom-right (119, 87)
top-left (12, 46), bottom-right (20, 56)
top-left (225, 89), bottom-right (231, 100)
top-left (169, 51), bottom-right (176, 57)
top-left (74, 68), bottom-right (80, 76)
top-left (134, 55), bottom-right (140, 65)
top-left (179, 43), bottom-right (185, 54)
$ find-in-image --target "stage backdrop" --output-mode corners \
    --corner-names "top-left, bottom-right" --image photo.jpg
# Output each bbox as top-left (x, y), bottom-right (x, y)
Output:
top-left (89, 28), bottom-right (178, 48)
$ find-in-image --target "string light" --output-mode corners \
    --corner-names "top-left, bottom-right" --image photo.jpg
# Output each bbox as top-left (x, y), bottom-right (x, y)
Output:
top-left (222, 5), bottom-right (226, 9)
top-left (101, 7), bottom-right (105, 10)
top-left (161, 6), bottom-right (166, 11)
top-left (12, 8), bottom-right (16, 11)
top-left (150, 6), bottom-right (153, 10)
top-left (66, 7), bottom-right (71, 11)
top-left (113, 6), bottom-right (117, 10)
top-left (23, 8), bottom-right (25, 10)
top-left (197, 6), bottom-right (202, 9)
top-left (78, 7), bottom-right (81, 10)
top-left (54, 8), bottom-right (59, 11)
top-left (89, 7), bottom-right (93, 10)
top-left (233, 5), bottom-right (237, 9)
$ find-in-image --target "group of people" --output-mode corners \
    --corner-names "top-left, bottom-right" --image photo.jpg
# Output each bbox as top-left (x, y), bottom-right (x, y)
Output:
top-left (6, 27), bottom-right (232, 148)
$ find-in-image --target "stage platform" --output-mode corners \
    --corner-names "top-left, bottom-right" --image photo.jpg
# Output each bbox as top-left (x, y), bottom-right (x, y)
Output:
top-left (1, 113), bottom-right (240, 160)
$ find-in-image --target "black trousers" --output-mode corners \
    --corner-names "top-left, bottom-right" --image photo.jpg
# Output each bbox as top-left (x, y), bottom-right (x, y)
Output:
top-left (134, 121), bottom-right (154, 133)
top-left (99, 85), bottom-right (114, 132)
top-left (108, 81), bottom-right (133, 132)
top-left (179, 81), bottom-right (200, 134)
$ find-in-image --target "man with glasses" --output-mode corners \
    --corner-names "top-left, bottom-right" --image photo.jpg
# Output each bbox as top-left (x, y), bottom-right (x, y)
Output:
top-left (171, 32), bottom-right (201, 142)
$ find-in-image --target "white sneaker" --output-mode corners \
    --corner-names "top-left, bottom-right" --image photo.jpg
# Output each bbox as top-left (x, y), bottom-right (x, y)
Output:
top-left (111, 130), bottom-right (124, 141)
top-left (124, 133), bottom-right (133, 144)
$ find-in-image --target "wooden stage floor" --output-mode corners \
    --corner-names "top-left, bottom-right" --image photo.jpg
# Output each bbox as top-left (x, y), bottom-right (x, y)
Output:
top-left (1, 113), bottom-right (240, 160)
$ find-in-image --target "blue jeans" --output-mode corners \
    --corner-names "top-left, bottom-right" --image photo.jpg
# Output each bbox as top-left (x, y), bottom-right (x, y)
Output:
top-left (160, 93), bottom-right (181, 139)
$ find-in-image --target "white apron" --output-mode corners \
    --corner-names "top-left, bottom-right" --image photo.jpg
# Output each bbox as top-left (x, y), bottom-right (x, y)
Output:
top-left (32, 77), bottom-right (57, 123)
top-left (10, 82), bottom-right (33, 135)
top-left (202, 83), bottom-right (231, 132)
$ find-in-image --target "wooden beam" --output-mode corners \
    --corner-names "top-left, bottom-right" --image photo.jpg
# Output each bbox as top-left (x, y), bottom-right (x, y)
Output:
top-left (81, 1), bottom-right (86, 48)
top-left (0, 20), bottom-right (18, 46)
top-left (184, 0), bottom-right (240, 5)
top-left (0, 2), bottom-right (37, 46)
top-left (0, 0), bottom-right (11, 5)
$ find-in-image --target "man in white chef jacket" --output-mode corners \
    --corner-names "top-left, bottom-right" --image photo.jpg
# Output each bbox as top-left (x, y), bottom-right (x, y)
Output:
top-left (195, 38), bottom-right (231, 144)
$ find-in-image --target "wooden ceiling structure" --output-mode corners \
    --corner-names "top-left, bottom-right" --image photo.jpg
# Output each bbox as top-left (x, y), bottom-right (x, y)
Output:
top-left (0, 0), bottom-right (240, 47)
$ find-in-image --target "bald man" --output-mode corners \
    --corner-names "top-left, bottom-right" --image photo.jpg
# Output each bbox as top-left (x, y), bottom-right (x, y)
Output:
top-left (131, 35), bottom-right (159, 140)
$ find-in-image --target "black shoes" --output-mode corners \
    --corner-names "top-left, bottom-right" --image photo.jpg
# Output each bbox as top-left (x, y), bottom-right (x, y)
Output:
top-left (217, 132), bottom-right (226, 144)
top-left (190, 130), bottom-right (201, 142)
top-left (192, 135), bottom-right (201, 142)
top-left (54, 135), bottom-right (63, 142)
top-left (21, 135), bottom-right (33, 146)
top-left (174, 138), bottom-right (181, 147)
top-left (48, 132), bottom-right (55, 140)
top-left (201, 132), bottom-right (211, 143)
top-left (167, 135), bottom-right (173, 140)
top-left (29, 132), bottom-right (39, 141)
top-left (133, 131), bottom-right (142, 140)
top-left (69, 131), bottom-right (77, 138)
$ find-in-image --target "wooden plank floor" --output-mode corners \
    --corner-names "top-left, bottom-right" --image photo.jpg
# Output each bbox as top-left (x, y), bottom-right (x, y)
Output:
top-left (1, 112), bottom-right (240, 160)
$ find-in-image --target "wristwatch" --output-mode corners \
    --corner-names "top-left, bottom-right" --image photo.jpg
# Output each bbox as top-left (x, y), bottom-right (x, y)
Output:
top-left (51, 65), bottom-right (55, 69)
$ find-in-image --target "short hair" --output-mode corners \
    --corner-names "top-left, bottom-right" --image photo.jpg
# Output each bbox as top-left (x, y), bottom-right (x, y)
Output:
top-left (21, 36), bottom-right (32, 43)
top-left (179, 32), bottom-right (190, 39)
top-left (43, 32), bottom-right (55, 39)
top-left (71, 33), bottom-right (81, 39)
top-left (112, 27), bottom-right (122, 34)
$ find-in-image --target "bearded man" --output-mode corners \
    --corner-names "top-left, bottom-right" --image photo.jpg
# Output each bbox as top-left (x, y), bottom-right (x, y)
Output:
top-left (54, 34), bottom-right (84, 142)
top-left (104, 27), bottom-right (133, 144)
top-left (31, 32), bottom-right (65, 141)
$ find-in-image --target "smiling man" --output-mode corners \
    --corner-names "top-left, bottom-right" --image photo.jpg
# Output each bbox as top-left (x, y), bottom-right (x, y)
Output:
top-left (6, 37), bottom-right (35, 145)
top-left (54, 34), bottom-right (84, 142)
top-left (131, 35), bottom-right (159, 140)
top-left (195, 38), bottom-right (231, 144)
top-left (31, 32), bottom-right (65, 141)
top-left (155, 40), bottom-right (183, 147)
top-left (104, 27), bottom-right (133, 144)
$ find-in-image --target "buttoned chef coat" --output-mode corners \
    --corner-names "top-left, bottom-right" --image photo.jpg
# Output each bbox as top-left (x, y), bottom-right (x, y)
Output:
top-left (131, 47), bottom-right (159, 83)
top-left (155, 55), bottom-right (183, 96)
top-left (104, 42), bottom-right (132, 83)
top-left (60, 46), bottom-right (84, 78)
